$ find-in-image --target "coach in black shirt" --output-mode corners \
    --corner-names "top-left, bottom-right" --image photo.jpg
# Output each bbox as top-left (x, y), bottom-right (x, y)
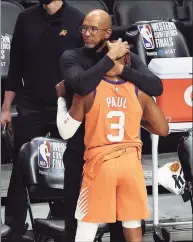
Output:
top-left (59, 10), bottom-right (163, 242)
top-left (1, 0), bottom-right (84, 241)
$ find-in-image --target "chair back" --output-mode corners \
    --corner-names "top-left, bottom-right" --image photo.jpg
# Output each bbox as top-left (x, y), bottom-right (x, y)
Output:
top-left (20, 137), bottom-right (66, 199)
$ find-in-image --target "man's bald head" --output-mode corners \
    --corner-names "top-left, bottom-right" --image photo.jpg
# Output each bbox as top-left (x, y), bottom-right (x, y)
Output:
top-left (84, 9), bottom-right (112, 29)
top-left (81, 9), bottom-right (112, 49)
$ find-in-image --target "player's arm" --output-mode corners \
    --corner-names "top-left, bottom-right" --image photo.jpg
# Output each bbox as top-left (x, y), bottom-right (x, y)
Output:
top-left (139, 92), bottom-right (169, 136)
top-left (56, 82), bottom-right (84, 140)
top-left (119, 52), bottom-right (163, 96)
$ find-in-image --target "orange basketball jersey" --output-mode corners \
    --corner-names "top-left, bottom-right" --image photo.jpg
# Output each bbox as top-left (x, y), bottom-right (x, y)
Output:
top-left (84, 78), bottom-right (143, 149)
top-left (83, 78), bottom-right (143, 179)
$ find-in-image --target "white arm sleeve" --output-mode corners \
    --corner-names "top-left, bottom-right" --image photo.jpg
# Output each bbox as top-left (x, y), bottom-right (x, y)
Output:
top-left (57, 97), bottom-right (82, 140)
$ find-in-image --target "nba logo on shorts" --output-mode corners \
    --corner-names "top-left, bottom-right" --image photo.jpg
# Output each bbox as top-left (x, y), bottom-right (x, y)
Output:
top-left (38, 141), bottom-right (51, 168)
top-left (138, 24), bottom-right (155, 49)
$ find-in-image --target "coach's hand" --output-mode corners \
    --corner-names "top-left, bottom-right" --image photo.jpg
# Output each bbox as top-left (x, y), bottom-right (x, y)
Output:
top-left (106, 38), bottom-right (130, 61)
top-left (1, 108), bottom-right (11, 126)
top-left (55, 81), bottom-right (66, 98)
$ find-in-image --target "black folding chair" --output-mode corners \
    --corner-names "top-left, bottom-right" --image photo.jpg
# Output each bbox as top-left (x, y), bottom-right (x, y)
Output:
top-left (19, 136), bottom-right (65, 241)
top-left (153, 129), bottom-right (192, 242)
top-left (1, 220), bottom-right (11, 241)
top-left (178, 129), bottom-right (193, 213)
top-left (66, 0), bottom-right (109, 14)
top-left (19, 136), bottom-right (108, 241)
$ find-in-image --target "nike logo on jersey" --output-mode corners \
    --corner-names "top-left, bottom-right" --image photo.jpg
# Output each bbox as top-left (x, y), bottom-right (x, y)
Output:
top-left (115, 87), bottom-right (119, 93)
top-left (106, 97), bottom-right (127, 109)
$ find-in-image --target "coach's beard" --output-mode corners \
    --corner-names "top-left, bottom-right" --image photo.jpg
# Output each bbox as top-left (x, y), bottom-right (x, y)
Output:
top-left (85, 39), bottom-right (107, 54)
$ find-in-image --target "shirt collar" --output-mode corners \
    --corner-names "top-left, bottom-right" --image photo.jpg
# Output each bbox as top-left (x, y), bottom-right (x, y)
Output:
top-left (82, 45), bottom-right (109, 60)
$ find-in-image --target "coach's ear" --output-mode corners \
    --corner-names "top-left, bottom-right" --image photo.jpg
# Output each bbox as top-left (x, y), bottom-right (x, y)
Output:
top-left (104, 28), bottom-right (112, 40)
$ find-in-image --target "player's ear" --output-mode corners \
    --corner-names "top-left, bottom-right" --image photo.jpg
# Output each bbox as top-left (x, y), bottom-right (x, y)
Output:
top-left (124, 54), bottom-right (131, 66)
top-left (124, 54), bottom-right (129, 65)
top-left (117, 54), bottom-right (129, 65)
top-left (104, 28), bottom-right (112, 39)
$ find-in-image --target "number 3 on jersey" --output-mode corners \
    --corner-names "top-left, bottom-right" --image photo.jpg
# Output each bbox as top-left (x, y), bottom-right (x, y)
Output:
top-left (107, 111), bottom-right (125, 142)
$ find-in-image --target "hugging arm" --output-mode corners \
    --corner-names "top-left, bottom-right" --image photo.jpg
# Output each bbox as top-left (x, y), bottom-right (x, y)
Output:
top-left (121, 52), bottom-right (163, 97)
top-left (57, 95), bottom-right (85, 140)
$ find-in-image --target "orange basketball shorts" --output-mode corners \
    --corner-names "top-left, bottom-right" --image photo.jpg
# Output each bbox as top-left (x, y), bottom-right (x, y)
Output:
top-left (75, 147), bottom-right (150, 223)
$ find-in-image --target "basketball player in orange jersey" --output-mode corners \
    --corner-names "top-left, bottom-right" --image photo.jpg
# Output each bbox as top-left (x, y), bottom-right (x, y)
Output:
top-left (56, 54), bottom-right (168, 242)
